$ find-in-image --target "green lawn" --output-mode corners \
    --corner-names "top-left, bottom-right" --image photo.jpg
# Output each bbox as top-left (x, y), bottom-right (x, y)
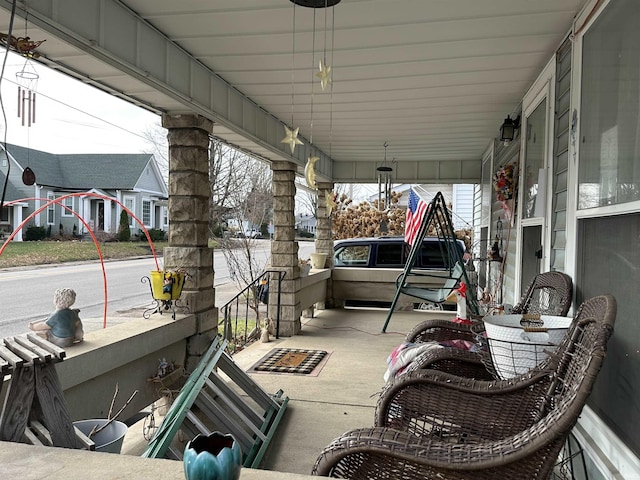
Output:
top-left (0, 241), bottom-right (169, 268)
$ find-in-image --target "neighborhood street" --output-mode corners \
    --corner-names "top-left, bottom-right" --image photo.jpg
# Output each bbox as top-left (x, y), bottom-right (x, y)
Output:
top-left (0, 240), bottom-right (315, 338)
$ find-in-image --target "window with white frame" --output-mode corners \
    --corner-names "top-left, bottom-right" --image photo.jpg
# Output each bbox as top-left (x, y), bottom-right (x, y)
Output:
top-left (47, 192), bottom-right (55, 225)
top-left (162, 206), bottom-right (168, 227)
top-left (142, 199), bottom-right (151, 226)
top-left (522, 98), bottom-right (546, 219)
top-left (123, 197), bottom-right (135, 228)
top-left (578, 0), bottom-right (640, 209)
top-left (61, 196), bottom-right (74, 217)
top-left (577, 0), bottom-right (640, 458)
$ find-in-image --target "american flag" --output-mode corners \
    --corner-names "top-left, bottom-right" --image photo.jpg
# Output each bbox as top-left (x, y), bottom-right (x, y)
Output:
top-left (404, 188), bottom-right (428, 246)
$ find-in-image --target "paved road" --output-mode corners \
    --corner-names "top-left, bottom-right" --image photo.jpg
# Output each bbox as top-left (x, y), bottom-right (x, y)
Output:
top-left (0, 240), bottom-right (316, 338)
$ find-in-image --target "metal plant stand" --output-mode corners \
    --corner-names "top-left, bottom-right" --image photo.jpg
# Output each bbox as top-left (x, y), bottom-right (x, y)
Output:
top-left (141, 271), bottom-right (190, 320)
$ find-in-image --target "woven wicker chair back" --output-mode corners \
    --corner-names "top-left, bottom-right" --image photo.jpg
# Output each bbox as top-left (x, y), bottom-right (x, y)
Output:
top-left (511, 271), bottom-right (573, 317)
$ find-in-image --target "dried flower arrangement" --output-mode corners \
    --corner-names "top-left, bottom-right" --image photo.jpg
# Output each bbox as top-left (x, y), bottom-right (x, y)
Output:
top-left (299, 258), bottom-right (311, 276)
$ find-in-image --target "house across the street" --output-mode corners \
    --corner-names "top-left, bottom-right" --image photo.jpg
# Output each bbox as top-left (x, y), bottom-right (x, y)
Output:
top-left (0, 143), bottom-right (168, 241)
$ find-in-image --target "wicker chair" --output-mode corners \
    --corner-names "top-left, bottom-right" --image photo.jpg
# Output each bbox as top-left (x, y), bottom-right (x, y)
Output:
top-left (401, 271), bottom-right (573, 380)
top-left (312, 294), bottom-right (616, 479)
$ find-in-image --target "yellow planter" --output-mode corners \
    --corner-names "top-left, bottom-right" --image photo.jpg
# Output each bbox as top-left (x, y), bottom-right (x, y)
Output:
top-left (150, 270), bottom-right (186, 301)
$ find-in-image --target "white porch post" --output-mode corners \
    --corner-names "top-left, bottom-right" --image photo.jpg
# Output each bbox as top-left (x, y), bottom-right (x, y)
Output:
top-left (115, 190), bottom-right (122, 233)
top-left (83, 197), bottom-right (92, 233)
top-left (12, 205), bottom-right (23, 241)
top-left (103, 199), bottom-right (112, 233)
top-left (34, 186), bottom-right (41, 227)
top-left (77, 196), bottom-right (84, 234)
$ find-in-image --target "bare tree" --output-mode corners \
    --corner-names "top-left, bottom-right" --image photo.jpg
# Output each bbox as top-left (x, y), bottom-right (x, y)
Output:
top-left (209, 138), bottom-right (242, 237)
top-left (296, 182), bottom-right (317, 217)
top-left (142, 122), bottom-right (168, 181)
top-left (296, 182), bottom-right (367, 218)
top-left (211, 139), bottom-right (273, 293)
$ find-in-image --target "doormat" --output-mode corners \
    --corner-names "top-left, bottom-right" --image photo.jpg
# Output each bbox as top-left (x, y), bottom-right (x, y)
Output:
top-left (250, 348), bottom-right (328, 375)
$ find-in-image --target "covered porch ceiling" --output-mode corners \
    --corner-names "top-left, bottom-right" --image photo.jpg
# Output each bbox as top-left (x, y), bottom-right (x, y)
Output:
top-left (0, 0), bottom-right (588, 184)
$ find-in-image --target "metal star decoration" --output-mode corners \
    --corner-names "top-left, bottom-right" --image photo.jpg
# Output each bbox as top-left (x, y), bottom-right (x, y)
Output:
top-left (281, 125), bottom-right (304, 154)
top-left (316, 60), bottom-right (332, 91)
top-left (325, 190), bottom-right (337, 216)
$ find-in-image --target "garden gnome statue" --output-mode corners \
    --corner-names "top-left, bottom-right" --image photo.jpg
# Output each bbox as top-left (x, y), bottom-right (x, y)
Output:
top-left (260, 318), bottom-right (274, 343)
top-left (446, 282), bottom-right (472, 325)
top-left (29, 287), bottom-right (84, 347)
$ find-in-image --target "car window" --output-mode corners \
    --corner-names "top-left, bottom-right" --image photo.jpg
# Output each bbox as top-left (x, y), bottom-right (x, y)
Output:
top-left (419, 241), bottom-right (462, 269)
top-left (334, 245), bottom-right (370, 266)
top-left (376, 243), bottom-right (405, 266)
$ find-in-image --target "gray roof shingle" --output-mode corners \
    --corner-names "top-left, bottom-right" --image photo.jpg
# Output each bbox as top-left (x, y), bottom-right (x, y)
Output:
top-left (5, 144), bottom-right (153, 190)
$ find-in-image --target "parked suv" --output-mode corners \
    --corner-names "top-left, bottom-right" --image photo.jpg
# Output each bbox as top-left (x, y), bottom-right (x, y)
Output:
top-left (333, 236), bottom-right (465, 270)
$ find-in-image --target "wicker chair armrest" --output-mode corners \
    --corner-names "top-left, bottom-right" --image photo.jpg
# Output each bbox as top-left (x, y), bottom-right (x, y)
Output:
top-left (401, 345), bottom-right (493, 380)
top-left (405, 318), bottom-right (477, 343)
top-left (400, 364), bottom-right (549, 394)
top-left (312, 426), bottom-right (564, 479)
top-left (375, 369), bottom-right (552, 437)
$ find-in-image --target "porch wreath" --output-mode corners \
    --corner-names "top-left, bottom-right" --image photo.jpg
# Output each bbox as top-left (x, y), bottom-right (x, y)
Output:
top-left (493, 162), bottom-right (518, 224)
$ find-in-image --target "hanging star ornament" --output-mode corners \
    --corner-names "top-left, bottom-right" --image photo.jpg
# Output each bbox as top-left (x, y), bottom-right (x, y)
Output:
top-left (281, 125), bottom-right (304, 154)
top-left (316, 60), bottom-right (332, 91)
top-left (325, 190), bottom-right (337, 216)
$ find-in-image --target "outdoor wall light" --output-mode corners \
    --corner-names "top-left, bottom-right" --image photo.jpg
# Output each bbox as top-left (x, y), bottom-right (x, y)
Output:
top-left (500, 115), bottom-right (520, 145)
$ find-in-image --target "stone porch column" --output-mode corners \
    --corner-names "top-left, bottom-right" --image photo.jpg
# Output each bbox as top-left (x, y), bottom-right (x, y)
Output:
top-left (161, 113), bottom-right (216, 371)
top-left (315, 182), bottom-right (335, 309)
top-left (270, 161), bottom-right (301, 336)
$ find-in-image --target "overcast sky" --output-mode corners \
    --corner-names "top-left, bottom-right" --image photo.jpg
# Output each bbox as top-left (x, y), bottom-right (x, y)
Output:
top-left (0, 50), bottom-right (161, 155)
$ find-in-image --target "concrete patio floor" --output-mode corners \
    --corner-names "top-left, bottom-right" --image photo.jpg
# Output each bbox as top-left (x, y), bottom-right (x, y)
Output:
top-left (123, 306), bottom-right (434, 476)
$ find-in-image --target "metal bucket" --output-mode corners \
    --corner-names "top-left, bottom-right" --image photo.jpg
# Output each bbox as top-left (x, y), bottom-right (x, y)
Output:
top-left (73, 419), bottom-right (128, 454)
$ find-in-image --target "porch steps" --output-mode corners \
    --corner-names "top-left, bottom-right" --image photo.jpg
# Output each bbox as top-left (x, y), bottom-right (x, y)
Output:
top-left (142, 335), bottom-right (289, 468)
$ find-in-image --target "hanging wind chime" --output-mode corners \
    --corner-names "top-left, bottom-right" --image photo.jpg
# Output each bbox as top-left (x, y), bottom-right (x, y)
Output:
top-left (16, 60), bottom-right (38, 186)
top-left (16, 59), bottom-right (38, 128)
top-left (304, 4), bottom-right (320, 190)
top-left (315, 0), bottom-right (335, 91)
top-left (322, 0), bottom-right (339, 216)
top-left (287, 1), bottom-right (340, 217)
top-left (295, 0), bottom-right (340, 219)
top-left (377, 142), bottom-right (393, 210)
top-left (9, 17), bottom-right (46, 186)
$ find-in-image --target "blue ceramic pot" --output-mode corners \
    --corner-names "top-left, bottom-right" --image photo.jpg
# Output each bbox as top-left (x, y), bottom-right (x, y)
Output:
top-left (183, 432), bottom-right (242, 480)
